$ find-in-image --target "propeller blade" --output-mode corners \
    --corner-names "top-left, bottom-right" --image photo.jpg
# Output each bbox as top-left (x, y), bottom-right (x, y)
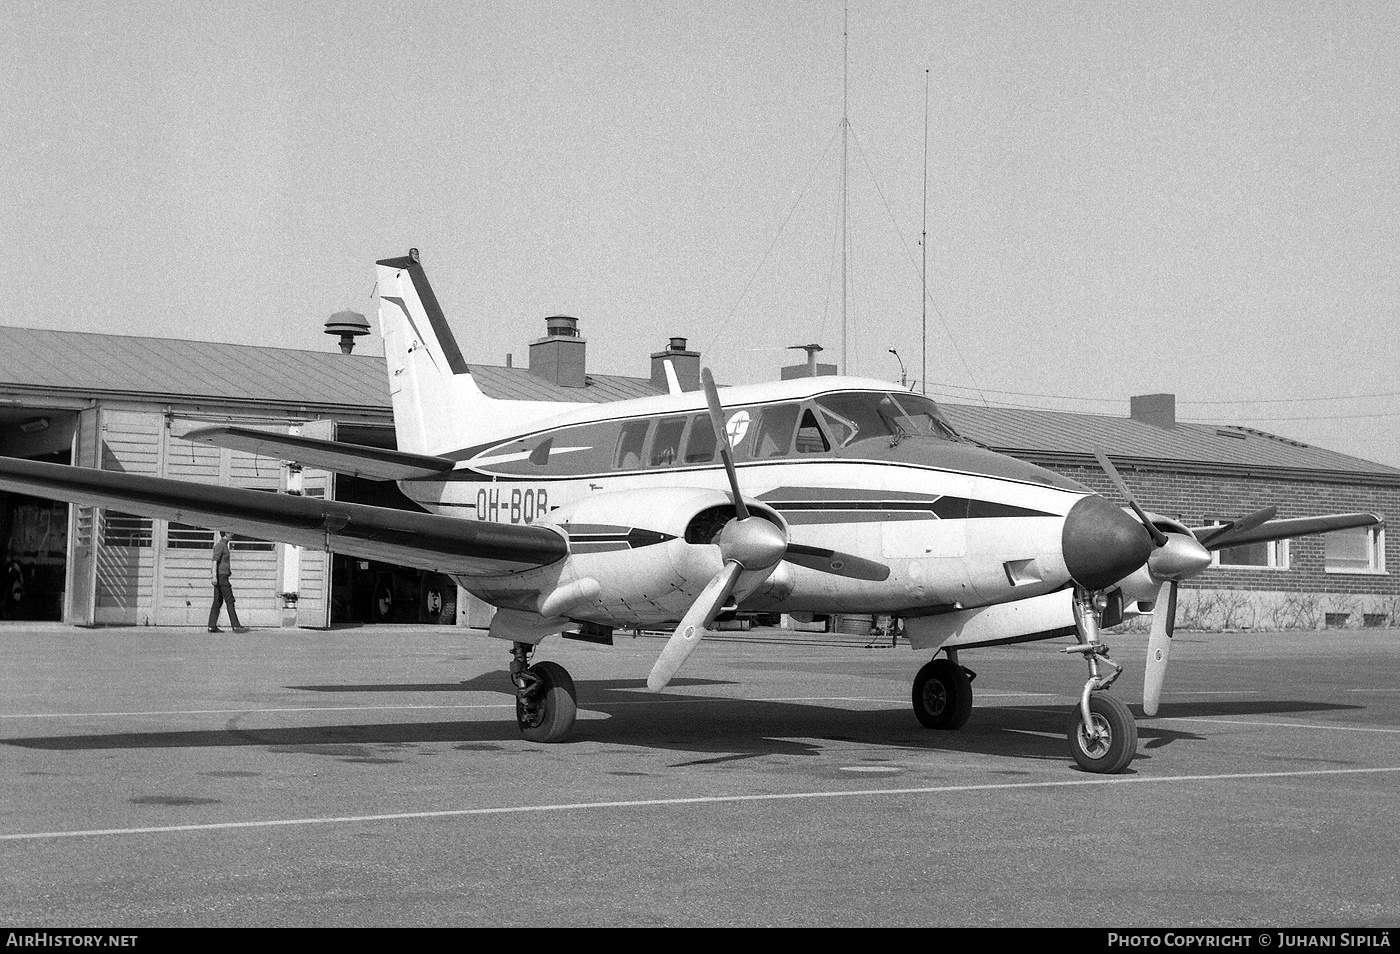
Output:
top-left (785, 543), bottom-right (891, 581)
top-left (1094, 451), bottom-right (1169, 547)
top-left (701, 368), bottom-right (748, 521)
top-left (1194, 506), bottom-right (1277, 549)
top-left (1143, 579), bottom-right (1178, 717)
top-left (647, 561), bottom-right (743, 691)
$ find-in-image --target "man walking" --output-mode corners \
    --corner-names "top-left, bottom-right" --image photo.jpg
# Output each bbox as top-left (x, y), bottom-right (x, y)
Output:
top-left (208, 530), bottom-right (248, 633)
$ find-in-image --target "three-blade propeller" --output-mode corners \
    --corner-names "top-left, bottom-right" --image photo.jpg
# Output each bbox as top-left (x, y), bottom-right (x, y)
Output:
top-left (647, 370), bottom-right (891, 691)
top-left (1094, 452), bottom-right (1213, 715)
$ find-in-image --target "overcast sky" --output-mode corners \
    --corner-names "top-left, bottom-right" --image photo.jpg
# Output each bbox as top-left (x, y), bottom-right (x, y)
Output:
top-left (2, 1), bottom-right (1397, 467)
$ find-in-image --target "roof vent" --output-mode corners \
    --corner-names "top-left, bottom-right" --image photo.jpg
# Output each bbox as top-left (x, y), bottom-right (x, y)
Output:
top-left (780, 343), bottom-right (837, 380)
top-left (324, 310), bottom-right (370, 354)
top-left (545, 315), bottom-right (580, 338)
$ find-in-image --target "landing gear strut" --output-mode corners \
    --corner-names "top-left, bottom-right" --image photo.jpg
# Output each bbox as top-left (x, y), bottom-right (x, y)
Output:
top-left (509, 642), bottom-right (578, 743)
top-left (1061, 588), bottom-right (1138, 773)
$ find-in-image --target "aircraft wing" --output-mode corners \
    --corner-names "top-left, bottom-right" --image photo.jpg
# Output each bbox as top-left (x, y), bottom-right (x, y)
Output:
top-left (0, 456), bottom-right (565, 577)
top-left (1192, 512), bottom-right (1382, 551)
top-left (180, 425), bottom-right (456, 480)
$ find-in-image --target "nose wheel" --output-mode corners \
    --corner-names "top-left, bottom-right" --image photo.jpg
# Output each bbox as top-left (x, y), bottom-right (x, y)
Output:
top-left (1066, 691), bottom-right (1137, 774)
top-left (1061, 587), bottom-right (1138, 773)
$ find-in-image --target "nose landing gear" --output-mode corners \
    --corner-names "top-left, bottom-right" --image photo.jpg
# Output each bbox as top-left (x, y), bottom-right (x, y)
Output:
top-left (1061, 587), bottom-right (1138, 773)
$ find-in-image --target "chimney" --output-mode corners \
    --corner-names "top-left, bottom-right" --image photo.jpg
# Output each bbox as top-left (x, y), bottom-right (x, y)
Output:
top-left (529, 315), bottom-right (587, 388)
top-left (1130, 393), bottom-right (1176, 428)
top-left (650, 336), bottom-right (700, 392)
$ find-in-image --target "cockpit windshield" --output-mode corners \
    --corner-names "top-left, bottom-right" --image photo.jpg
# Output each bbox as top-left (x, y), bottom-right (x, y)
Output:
top-left (814, 391), bottom-right (960, 447)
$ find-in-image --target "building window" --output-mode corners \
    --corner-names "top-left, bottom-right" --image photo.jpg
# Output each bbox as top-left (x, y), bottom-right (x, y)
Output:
top-left (1325, 526), bottom-right (1386, 574)
top-left (1208, 519), bottom-right (1288, 569)
top-left (167, 523), bottom-right (215, 550)
top-left (102, 513), bottom-right (152, 548)
top-left (168, 522), bottom-right (275, 552)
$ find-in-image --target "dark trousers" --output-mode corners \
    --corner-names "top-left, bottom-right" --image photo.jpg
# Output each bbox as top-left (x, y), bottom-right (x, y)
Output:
top-left (208, 580), bottom-right (242, 629)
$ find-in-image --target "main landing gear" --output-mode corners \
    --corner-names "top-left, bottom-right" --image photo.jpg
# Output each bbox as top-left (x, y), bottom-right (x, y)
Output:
top-left (908, 589), bottom-right (1140, 774)
top-left (912, 651), bottom-right (975, 730)
top-left (509, 642), bottom-right (578, 743)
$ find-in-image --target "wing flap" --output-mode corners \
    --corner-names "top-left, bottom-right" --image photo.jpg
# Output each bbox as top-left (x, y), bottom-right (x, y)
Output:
top-left (180, 425), bottom-right (455, 480)
top-left (0, 456), bottom-right (564, 577)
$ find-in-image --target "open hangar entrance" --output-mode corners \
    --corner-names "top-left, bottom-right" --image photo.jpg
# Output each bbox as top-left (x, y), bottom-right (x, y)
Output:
top-left (0, 405), bottom-right (78, 621)
top-left (325, 423), bottom-right (457, 626)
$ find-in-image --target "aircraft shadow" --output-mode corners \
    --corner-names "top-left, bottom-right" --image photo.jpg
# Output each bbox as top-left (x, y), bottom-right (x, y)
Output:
top-left (1, 676), bottom-right (1367, 768)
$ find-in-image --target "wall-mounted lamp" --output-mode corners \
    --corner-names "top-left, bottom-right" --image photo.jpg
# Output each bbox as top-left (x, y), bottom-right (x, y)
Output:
top-left (19, 417), bottom-right (49, 434)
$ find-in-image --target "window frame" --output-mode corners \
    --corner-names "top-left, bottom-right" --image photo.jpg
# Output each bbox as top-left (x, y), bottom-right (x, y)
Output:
top-left (1324, 526), bottom-right (1387, 575)
top-left (1207, 519), bottom-right (1290, 571)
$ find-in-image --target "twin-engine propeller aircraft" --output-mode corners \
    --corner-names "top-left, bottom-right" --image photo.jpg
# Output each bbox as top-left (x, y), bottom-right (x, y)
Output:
top-left (0, 249), bottom-right (1382, 773)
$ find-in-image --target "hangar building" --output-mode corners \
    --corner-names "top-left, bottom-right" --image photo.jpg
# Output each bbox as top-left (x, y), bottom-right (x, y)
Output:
top-left (0, 322), bottom-right (1394, 631)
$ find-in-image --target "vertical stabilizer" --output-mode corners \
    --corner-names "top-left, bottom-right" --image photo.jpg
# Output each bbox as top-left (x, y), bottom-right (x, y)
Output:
top-left (375, 249), bottom-right (489, 456)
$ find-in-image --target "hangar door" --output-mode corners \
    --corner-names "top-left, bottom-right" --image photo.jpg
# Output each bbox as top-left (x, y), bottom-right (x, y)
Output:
top-left (91, 409), bottom-right (329, 627)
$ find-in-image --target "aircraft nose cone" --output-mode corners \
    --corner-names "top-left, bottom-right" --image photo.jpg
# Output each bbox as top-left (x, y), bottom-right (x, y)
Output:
top-left (1061, 495), bottom-right (1155, 591)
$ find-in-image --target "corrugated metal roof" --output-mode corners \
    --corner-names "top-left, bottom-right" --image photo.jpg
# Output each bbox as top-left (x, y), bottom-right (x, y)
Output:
top-left (2, 326), bottom-right (1393, 479)
top-left (0, 327), bottom-right (390, 410)
top-left (941, 403), bottom-right (1400, 479)
top-left (471, 366), bottom-right (663, 403)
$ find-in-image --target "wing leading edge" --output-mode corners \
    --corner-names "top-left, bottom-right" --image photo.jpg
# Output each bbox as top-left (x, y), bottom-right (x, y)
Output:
top-left (1192, 512), bottom-right (1383, 551)
top-left (181, 425), bottom-right (456, 481)
top-left (0, 456), bottom-right (565, 577)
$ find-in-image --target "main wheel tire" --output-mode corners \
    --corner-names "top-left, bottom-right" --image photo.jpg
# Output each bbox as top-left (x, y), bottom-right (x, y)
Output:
top-left (1066, 692), bottom-right (1138, 774)
top-left (516, 660), bottom-right (578, 743)
top-left (912, 658), bottom-right (973, 730)
top-left (372, 579), bottom-right (394, 621)
top-left (4, 563), bottom-right (25, 618)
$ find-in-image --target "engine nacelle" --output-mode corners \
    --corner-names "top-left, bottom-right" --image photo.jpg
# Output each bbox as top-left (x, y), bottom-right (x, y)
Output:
top-left (537, 487), bottom-right (789, 626)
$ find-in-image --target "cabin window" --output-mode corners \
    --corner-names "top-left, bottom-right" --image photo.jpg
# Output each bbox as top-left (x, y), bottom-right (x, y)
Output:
top-left (813, 392), bottom-right (959, 446)
top-left (814, 394), bottom-right (895, 446)
top-left (816, 407), bottom-right (854, 447)
top-left (794, 409), bottom-right (830, 453)
top-left (752, 403), bottom-right (800, 458)
top-left (885, 393), bottom-right (960, 440)
top-left (615, 420), bottom-right (650, 470)
top-left (650, 417), bottom-right (687, 467)
top-left (682, 413), bottom-right (717, 464)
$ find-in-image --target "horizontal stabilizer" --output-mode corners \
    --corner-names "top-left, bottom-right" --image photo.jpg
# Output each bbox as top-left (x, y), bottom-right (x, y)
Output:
top-left (0, 456), bottom-right (565, 578)
top-left (1192, 512), bottom-right (1382, 551)
top-left (181, 425), bottom-right (456, 480)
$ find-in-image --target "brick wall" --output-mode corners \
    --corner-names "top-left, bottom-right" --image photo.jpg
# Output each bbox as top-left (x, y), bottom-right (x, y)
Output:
top-left (1020, 456), bottom-right (1399, 629)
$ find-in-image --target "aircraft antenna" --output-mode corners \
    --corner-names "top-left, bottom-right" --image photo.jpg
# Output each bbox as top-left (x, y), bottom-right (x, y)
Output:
top-left (922, 68), bottom-right (929, 396)
top-left (841, 5), bottom-right (849, 375)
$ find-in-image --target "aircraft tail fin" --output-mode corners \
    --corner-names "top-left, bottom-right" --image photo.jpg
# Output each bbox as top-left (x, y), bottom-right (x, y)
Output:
top-left (375, 249), bottom-right (490, 456)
